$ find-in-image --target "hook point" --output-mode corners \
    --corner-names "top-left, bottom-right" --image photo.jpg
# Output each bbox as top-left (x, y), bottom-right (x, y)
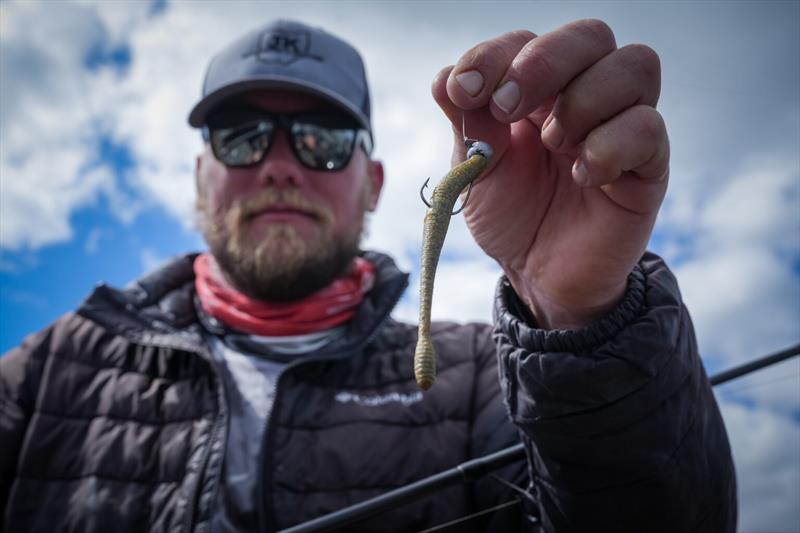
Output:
top-left (451, 182), bottom-right (474, 215)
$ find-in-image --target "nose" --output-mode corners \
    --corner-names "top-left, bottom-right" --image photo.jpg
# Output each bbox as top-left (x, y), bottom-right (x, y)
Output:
top-left (255, 130), bottom-right (304, 188)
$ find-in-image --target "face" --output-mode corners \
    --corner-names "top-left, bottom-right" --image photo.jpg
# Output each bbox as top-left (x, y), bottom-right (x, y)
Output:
top-left (195, 90), bottom-right (384, 301)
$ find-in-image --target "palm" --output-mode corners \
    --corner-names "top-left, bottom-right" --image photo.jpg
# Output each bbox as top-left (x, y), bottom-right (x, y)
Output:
top-left (462, 113), bottom-right (666, 310)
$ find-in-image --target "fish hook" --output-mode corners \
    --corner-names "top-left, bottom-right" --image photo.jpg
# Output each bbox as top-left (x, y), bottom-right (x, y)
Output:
top-left (419, 177), bottom-right (432, 208)
top-left (454, 112), bottom-right (480, 214)
top-left (419, 177), bottom-right (474, 215)
top-left (419, 113), bottom-right (484, 213)
top-left (451, 182), bottom-right (473, 215)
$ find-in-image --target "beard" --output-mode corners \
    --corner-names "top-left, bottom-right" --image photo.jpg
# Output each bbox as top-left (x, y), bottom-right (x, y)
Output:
top-left (199, 188), bottom-right (367, 302)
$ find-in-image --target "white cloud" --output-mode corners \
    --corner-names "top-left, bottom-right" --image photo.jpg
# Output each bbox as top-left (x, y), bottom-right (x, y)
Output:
top-left (676, 247), bottom-right (800, 365)
top-left (718, 398), bottom-right (800, 533)
top-left (668, 151), bottom-right (800, 415)
top-left (698, 157), bottom-right (799, 257)
top-left (0, 150), bottom-right (112, 249)
top-left (0, 0), bottom-right (152, 251)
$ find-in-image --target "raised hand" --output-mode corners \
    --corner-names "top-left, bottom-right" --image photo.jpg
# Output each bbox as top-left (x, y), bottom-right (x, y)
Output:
top-left (432, 19), bottom-right (669, 329)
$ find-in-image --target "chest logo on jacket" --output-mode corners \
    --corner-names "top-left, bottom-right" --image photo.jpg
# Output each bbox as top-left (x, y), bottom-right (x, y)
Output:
top-left (335, 391), bottom-right (423, 407)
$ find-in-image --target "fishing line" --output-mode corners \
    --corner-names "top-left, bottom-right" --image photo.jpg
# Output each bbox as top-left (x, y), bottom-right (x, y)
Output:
top-left (716, 370), bottom-right (800, 397)
top-left (415, 499), bottom-right (522, 533)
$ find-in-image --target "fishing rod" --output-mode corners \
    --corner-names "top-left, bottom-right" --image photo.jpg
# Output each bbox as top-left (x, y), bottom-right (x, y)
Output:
top-left (279, 343), bottom-right (800, 533)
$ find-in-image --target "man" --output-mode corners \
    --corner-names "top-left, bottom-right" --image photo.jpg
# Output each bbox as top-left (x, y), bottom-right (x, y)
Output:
top-left (1, 18), bottom-right (736, 532)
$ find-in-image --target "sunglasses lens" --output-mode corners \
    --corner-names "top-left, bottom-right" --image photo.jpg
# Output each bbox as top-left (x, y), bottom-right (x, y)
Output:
top-left (211, 119), bottom-right (274, 167)
top-left (292, 118), bottom-right (357, 171)
top-left (207, 111), bottom-right (364, 170)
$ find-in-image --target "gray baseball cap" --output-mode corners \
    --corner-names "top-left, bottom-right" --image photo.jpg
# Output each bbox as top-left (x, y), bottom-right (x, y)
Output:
top-left (188, 20), bottom-right (372, 139)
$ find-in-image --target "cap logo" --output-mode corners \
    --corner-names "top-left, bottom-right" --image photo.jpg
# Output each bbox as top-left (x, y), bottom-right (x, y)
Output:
top-left (244, 29), bottom-right (323, 65)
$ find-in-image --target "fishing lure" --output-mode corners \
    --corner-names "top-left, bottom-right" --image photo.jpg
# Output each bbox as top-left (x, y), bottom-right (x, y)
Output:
top-left (414, 138), bottom-right (493, 390)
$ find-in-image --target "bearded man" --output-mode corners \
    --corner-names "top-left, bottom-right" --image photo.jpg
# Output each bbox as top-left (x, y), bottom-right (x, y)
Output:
top-left (1, 19), bottom-right (736, 533)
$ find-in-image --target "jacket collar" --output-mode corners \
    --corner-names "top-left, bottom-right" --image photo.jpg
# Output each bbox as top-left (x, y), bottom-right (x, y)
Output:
top-left (76, 251), bottom-right (409, 353)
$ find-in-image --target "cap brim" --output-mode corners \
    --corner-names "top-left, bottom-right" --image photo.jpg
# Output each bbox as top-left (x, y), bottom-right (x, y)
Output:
top-left (187, 77), bottom-right (371, 133)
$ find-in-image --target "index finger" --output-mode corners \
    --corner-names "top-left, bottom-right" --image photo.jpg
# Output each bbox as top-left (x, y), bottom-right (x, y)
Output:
top-left (490, 19), bottom-right (617, 122)
top-left (432, 65), bottom-right (511, 166)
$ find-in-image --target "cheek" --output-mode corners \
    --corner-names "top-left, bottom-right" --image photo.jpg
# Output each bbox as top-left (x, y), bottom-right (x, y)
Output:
top-left (333, 190), bottom-right (372, 233)
top-left (198, 182), bottom-right (226, 215)
top-left (325, 181), bottom-right (367, 215)
top-left (201, 171), bottom-right (255, 214)
top-left (198, 157), bottom-right (226, 211)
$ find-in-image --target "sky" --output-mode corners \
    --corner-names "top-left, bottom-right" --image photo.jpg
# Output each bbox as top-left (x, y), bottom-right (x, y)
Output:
top-left (1, 0), bottom-right (798, 531)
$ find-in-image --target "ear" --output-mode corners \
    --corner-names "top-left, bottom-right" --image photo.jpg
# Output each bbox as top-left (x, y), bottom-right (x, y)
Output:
top-left (195, 153), bottom-right (204, 195)
top-left (195, 145), bottom-right (218, 197)
top-left (366, 160), bottom-right (384, 212)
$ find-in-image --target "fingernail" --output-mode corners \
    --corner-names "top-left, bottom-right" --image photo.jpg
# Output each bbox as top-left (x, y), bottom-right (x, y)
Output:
top-left (573, 158), bottom-right (589, 186)
top-left (455, 70), bottom-right (484, 97)
top-left (542, 117), bottom-right (565, 150)
top-left (492, 80), bottom-right (520, 114)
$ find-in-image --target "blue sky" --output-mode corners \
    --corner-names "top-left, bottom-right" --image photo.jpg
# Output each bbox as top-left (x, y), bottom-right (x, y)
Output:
top-left (1, 1), bottom-right (799, 531)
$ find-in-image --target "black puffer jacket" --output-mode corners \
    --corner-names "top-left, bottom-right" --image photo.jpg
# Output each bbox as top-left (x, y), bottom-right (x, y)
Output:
top-left (0, 251), bottom-right (735, 532)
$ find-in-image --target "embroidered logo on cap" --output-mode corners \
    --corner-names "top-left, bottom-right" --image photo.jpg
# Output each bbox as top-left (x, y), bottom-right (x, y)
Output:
top-left (244, 29), bottom-right (323, 65)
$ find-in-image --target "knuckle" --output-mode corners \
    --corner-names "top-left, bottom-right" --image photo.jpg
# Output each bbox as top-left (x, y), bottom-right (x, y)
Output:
top-left (519, 44), bottom-right (559, 82)
top-left (576, 18), bottom-right (616, 49)
top-left (635, 106), bottom-right (666, 142)
top-left (506, 29), bottom-right (537, 44)
top-left (623, 44), bottom-right (661, 86)
top-left (460, 30), bottom-right (535, 70)
top-left (584, 143), bottom-right (618, 178)
top-left (560, 84), bottom-right (595, 129)
top-left (458, 44), bottom-right (491, 70)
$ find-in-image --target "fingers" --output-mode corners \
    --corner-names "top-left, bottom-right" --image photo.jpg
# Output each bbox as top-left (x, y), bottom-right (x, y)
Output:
top-left (575, 104), bottom-right (669, 188)
top-left (432, 18), bottom-right (666, 189)
top-left (542, 44), bottom-right (661, 152)
top-left (432, 65), bottom-right (462, 131)
top-left (445, 30), bottom-right (536, 110)
top-left (445, 20), bottom-right (617, 123)
top-left (432, 65), bottom-right (511, 164)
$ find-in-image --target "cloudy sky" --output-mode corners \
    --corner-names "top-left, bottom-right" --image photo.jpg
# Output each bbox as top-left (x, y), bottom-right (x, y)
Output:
top-left (1, 1), bottom-right (798, 530)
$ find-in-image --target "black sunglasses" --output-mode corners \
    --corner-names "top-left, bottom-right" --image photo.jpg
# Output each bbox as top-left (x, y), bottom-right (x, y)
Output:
top-left (203, 107), bottom-right (372, 171)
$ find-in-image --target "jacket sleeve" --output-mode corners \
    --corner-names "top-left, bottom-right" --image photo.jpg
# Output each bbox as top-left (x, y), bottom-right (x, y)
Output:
top-left (0, 323), bottom-right (52, 523)
top-left (493, 252), bottom-right (737, 533)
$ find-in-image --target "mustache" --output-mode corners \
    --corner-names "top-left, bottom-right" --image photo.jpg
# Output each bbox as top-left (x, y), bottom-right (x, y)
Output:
top-left (231, 189), bottom-right (334, 225)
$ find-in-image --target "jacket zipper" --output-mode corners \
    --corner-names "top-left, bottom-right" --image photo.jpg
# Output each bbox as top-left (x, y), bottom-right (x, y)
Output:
top-left (256, 309), bottom-right (401, 532)
top-left (182, 344), bottom-right (228, 533)
top-left (257, 357), bottom-right (310, 533)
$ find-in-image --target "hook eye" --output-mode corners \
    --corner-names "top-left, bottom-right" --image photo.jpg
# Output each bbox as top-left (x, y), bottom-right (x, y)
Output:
top-left (462, 112), bottom-right (478, 148)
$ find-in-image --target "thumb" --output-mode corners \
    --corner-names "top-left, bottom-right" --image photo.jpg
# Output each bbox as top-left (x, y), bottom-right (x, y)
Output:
top-left (431, 66), bottom-right (510, 167)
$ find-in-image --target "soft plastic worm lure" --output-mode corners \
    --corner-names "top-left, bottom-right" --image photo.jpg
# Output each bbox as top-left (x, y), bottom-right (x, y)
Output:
top-left (414, 140), bottom-right (493, 390)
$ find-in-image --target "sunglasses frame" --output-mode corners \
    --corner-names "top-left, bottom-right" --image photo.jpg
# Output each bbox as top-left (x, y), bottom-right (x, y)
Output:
top-left (202, 108), bottom-right (373, 172)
